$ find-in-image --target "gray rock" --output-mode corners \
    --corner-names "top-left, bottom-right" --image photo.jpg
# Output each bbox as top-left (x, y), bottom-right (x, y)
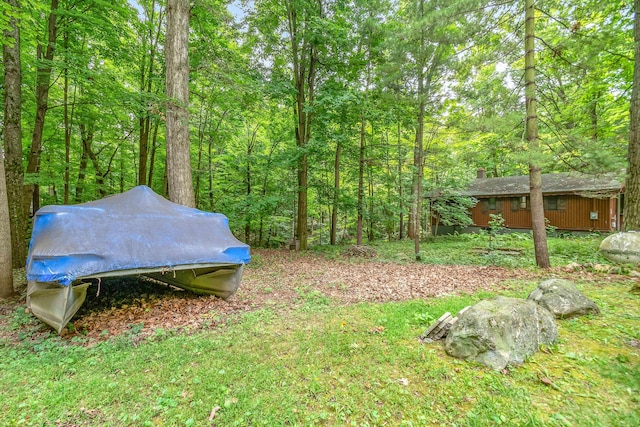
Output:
top-left (444, 296), bottom-right (557, 370)
top-left (528, 278), bottom-right (599, 319)
top-left (599, 232), bottom-right (640, 264)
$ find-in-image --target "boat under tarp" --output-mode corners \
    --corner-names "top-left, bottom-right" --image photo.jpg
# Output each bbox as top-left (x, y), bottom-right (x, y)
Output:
top-left (25, 185), bottom-right (250, 333)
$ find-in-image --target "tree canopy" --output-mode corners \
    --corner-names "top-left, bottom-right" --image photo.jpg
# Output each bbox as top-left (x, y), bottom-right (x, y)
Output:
top-left (0, 0), bottom-right (634, 258)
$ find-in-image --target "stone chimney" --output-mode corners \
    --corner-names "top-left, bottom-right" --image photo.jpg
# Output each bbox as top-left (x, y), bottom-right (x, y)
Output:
top-left (477, 168), bottom-right (486, 179)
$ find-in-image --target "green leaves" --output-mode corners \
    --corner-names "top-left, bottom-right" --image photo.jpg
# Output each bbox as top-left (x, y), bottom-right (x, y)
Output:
top-left (5, 0), bottom-right (631, 247)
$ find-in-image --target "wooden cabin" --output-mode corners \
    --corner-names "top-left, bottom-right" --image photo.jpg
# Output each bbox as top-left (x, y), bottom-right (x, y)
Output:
top-left (460, 171), bottom-right (624, 232)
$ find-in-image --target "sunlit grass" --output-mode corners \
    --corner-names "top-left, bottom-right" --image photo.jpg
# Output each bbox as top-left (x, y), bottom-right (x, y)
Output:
top-left (1, 278), bottom-right (638, 426)
top-left (313, 233), bottom-right (615, 269)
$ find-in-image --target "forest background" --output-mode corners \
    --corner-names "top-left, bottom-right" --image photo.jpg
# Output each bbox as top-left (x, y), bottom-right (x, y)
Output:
top-left (0, 0), bottom-right (634, 264)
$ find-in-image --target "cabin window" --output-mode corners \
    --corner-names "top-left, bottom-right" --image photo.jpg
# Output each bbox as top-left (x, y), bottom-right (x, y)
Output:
top-left (544, 196), bottom-right (558, 210)
top-left (489, 197), bottom-right (497, 210)
top-left (544, 196), bottom-right (567, 211)
top-left (512, 196), bottom-right (528, 211)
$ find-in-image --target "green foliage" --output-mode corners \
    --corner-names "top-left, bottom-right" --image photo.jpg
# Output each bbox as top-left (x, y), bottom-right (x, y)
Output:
top-left (2, 0), bottom-right (631, 249)
top-left (295, 286), bottom-right (331, 309)
top-left (431, 195), bottom-right (476, 228)
top-left (0, 1), bottom-right (16, 40)
top-left (10, 307), bottom-right (33, 330)
top-left (488, 213), bottom-right (506, 249)
top-left (313, 234), bottom-right (616, 269)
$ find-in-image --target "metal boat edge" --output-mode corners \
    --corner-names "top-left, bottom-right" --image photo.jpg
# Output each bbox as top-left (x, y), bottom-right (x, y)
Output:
top-left (26, 263), bottom-right (245, 333)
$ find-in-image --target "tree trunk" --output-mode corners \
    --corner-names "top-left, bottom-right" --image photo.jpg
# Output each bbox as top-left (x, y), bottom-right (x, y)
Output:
top-left (626, 0), bottom-right (640, 230)
top-left (138, 0), bottom-right (163, 187)
top-left (287, 0), bottom-right (319, 251)
top-left (147, 122), bottom-right (159, 187)
top-left (165, 0), bottom-right (195, 207)
top-left (194, 104), bottom-right (209, 207)
top-left (139, 115), bottom-right (150, 186)
top-left (79, 123), bottom-right (108, 198)
top-left (74, 144), bottom-right (88, 203)
top-left (0, 144), bottom-right (15, 298)
top-left (63, 77), bottom-right (71, 203)
top-left (412, 97), bottom-right (424, 260)
top-left (367, 157), bottom-right (374, 242)
top-left (357, 113), bottom-right (365, 245)
top-left (525, 0), bottom-right (550, 268)
top-left (62, 35), bottom-right (78, 204)
top-left (398, 122), bottom-right (404, 240)
top-left (2, 0), bottom-right (26, 268)
top-left (412, 0), bottom-right (425, 261)
top-left (245, 125), bottom-right (258, 244)
top-left (120, 147), bottom-right (126, 193)
top-left (385, 131), bottom-right (394, 241)
top-left (330, 140), bottom-right (341, 245)
top-left (208, 130), bottom-right (214, 210)
top-left (25, 0), bottom-right (59, 217)
top-left (296, 146), bottom-right (309, 249)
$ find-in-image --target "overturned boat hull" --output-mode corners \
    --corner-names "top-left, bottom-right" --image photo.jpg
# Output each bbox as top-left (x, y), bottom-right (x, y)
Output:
top-left (26, 281), bottom-right (91, 334)
top-left (145, 264), bottom-right (245, 298)
top-left (25, 186), bottom-right (250, 333)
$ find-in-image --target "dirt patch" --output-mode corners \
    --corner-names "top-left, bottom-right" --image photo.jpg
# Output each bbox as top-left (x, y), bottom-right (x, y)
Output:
top-left (0, 249), bottom-right (580, 346)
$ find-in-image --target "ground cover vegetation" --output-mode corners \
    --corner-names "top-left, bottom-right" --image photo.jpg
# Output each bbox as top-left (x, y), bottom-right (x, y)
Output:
top-left (1, 236), bottom-right (639, 426)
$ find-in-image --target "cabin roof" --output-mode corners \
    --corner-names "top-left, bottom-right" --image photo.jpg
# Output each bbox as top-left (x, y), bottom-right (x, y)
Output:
top-left (459, 173), bottom-right (623, 197)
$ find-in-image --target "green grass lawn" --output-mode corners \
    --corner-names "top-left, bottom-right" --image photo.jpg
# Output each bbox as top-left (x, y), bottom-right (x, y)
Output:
top-left (1, 236), bottom-right (639, 426)
top-left (313, 232), bottom-right (613, 269)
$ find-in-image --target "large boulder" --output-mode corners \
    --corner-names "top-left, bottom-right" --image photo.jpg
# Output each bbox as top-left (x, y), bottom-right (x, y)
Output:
top-left (528, 279), bottom-right (599, 319)
top-left (599, 232), bottom-right (640, 264)
top-left (444, 296), bottom-right (557, 370)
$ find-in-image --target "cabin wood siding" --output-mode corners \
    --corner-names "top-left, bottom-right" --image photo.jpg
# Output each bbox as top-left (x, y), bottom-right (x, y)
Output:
top-left (471, 195), bottom-right (617, 231)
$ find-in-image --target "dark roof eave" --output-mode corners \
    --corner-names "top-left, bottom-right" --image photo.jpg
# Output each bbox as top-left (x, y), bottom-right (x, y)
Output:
top-left (460, 173), bottom-right (623, 197)
top-left (466, 189), bottom-right (622, 198)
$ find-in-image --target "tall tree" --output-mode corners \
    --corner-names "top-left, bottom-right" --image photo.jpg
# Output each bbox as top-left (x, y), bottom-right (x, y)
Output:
top-left (165, 0), bottom-right (195, 207)
top-left (525, 0), bottom-right (550, 267)
top-left (25, 0), bottom-right (59, 215)
top-left (410, 0), bottom-right (427, 259)
top-left (137, 0), bottom-right (165, 187)
top-left (351, 0), bottom-right (387, 245)
top-left (3, 0), bottom-right (26, 268)
top-left (286, 0), bottom-right (321, 250)
top-left (0, 142), bottom-right (14, 298)
top-left (0, 0), bottom-right (15, 292)
top-left (389, 0), bottom-right (455, 257)
top-left (626, 0), bottom-right (640, 230)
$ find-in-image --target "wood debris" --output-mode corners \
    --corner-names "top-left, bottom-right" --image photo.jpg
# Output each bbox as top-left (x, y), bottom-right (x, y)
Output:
top-left (419, 306), bottom-right (470, 343)
top-left (342, 245), bottom-right (377, 258)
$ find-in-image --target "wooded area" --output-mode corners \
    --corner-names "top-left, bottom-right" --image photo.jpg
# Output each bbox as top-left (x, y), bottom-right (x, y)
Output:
top-left (0, 0), bottom-right (636, 279)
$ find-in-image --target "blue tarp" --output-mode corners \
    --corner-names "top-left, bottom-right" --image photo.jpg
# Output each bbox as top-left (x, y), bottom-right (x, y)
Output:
top-left (26, 186), bottom-right (250, 285)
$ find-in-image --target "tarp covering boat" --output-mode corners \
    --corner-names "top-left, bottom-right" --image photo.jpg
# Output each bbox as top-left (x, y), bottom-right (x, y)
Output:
top-left (26, 185), bottom-right (250, 332)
